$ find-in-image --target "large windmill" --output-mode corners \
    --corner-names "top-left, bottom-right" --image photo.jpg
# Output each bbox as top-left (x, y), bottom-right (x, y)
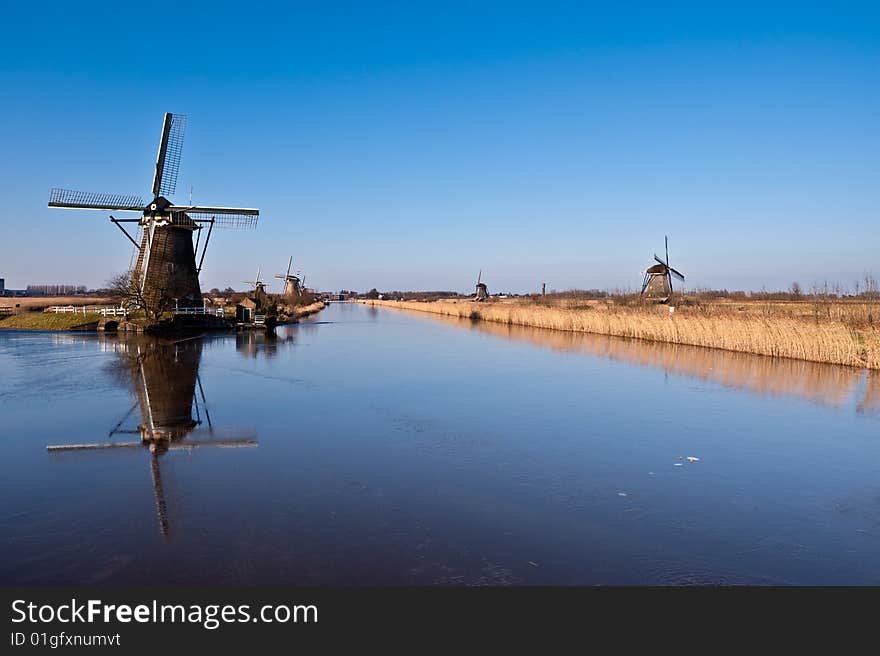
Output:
top-left (474, 270), bottom-right (489, 302)
top-left (641, 236), bottom-right (685, 303)
top-left (48, 113), bottom-right (260, 311)
top-left (274, 256), bottom-right (301, 298)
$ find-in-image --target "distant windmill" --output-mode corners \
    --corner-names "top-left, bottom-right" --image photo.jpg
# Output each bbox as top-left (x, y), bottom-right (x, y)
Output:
top-left (274, 256), bottom-right (301, 298)
top-left (245, 266), bottom-right (268, 295)
top-left (474, 270), bottom-right (489, 302)
top-left (641, 236), bottom-right (685, 303)
top-left (48, 113), bottom-right (259, 311)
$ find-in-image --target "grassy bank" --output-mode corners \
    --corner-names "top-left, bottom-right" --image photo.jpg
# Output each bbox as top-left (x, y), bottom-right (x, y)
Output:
top-left (362, 299), bottom-right (880, 369)
top-left (0, 312), bottom-right (102, 331)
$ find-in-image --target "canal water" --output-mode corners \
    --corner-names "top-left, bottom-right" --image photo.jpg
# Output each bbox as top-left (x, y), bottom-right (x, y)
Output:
top-left (1, 302), bottom-right (879, 585)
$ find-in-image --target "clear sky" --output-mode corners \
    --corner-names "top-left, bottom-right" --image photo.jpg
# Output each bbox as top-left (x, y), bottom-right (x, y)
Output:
top-left (0, 1), bottom-right (877, 294)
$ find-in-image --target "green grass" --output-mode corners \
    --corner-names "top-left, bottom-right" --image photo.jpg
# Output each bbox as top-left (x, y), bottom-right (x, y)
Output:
top-left (0, 312), bottom-right (102, 330)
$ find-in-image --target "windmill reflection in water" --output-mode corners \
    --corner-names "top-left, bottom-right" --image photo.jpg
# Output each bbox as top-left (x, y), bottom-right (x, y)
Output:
top-left (46, 337), bottom-right (257, 536)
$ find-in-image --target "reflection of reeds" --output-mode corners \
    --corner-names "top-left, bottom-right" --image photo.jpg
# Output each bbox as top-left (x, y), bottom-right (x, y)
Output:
top-left (363, 299), bottom-right (880, 370)
top-left (460, 317), bottom-right (863, 407)
top-left (858, 371), bottom-right (880, 414)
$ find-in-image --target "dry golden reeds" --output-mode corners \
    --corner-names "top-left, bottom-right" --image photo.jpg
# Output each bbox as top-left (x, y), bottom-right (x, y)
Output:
top-left (291, 301), bottom-right (327, 319)
top-left (362, 299), bottom-right (880, 369)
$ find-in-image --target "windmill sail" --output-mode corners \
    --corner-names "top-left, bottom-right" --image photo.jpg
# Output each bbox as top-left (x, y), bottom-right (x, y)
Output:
top-left (49, 188), bottom-right (144, 211)
top-left (169, 205), bottom-right (259, 229)
top-left (152, 113), bottom-right (186, 197)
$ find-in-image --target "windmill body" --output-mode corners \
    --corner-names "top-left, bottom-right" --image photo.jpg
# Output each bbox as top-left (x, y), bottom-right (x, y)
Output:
top-left (282, 276), bottom-right (302, 297)
top-left (281, 276), bottom-right (301, 297)
top-left (49, 113), bottom-right (259, 313)
top-left (131, 197), bottom-right (203, 309)
top-left (641, 236), bottom-right (685, 303)
top-left (642, 262), bottom-right (673, 299)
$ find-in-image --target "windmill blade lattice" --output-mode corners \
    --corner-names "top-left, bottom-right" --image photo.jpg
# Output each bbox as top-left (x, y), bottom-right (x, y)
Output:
top-left (49, 188), bottom-right (144, 211)
top-left (152, 113), bottom-right (186, 197)
top-left (172, 206), bottom-right (259, 229)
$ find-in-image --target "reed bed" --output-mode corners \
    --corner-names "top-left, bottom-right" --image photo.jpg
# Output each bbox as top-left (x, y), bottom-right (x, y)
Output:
top-left (291, 300), bottom-right (327, 319)
top-left (362, 299), bottom-right (880, 370)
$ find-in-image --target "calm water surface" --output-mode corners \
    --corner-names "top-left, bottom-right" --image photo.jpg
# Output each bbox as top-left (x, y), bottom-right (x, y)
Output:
top-left (1, 302), bottom-right (879, 585)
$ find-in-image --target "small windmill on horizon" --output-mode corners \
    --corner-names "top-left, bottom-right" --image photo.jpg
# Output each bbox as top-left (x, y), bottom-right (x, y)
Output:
top-left (245, 266), bottom-right (268, 295)
top-left (275, 256), bottom-right (301, 298)
top-left (641, 236), bottom-right (685, 303)
top-left (474, 270), bottom-right (489, 302)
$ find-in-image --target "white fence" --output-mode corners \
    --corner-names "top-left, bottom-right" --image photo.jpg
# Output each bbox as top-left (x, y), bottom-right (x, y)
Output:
top-left (49, 305), bottom-right (224, 318)
top-left (50, 305), bottom-right (129, 317)
top-left (173, 307), bottom-right (225, 317)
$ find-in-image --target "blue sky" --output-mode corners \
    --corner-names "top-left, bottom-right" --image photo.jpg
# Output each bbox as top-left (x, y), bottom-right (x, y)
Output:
top-left (0, 1), bottom-right (877, 293)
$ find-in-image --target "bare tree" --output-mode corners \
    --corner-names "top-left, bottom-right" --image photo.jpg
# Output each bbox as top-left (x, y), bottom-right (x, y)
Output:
top-left (107, 270), bottom-right (194, 327)
top-left (864, 273), bottom-right (879, 299)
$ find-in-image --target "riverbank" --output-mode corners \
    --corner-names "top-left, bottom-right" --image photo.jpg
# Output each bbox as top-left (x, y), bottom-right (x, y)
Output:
top-left (290, 300), bottom-right (327, 320)
top-left (0, 312), bottom-right (103, 331)
top-left (361, 299), bottom-right (880, 369)
top-left (0, 300), bottom-right (328, 332)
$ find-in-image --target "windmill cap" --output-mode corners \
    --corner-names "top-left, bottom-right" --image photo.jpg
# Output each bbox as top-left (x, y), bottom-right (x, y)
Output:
top-left (148, 196), bottom-right (172, 212)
